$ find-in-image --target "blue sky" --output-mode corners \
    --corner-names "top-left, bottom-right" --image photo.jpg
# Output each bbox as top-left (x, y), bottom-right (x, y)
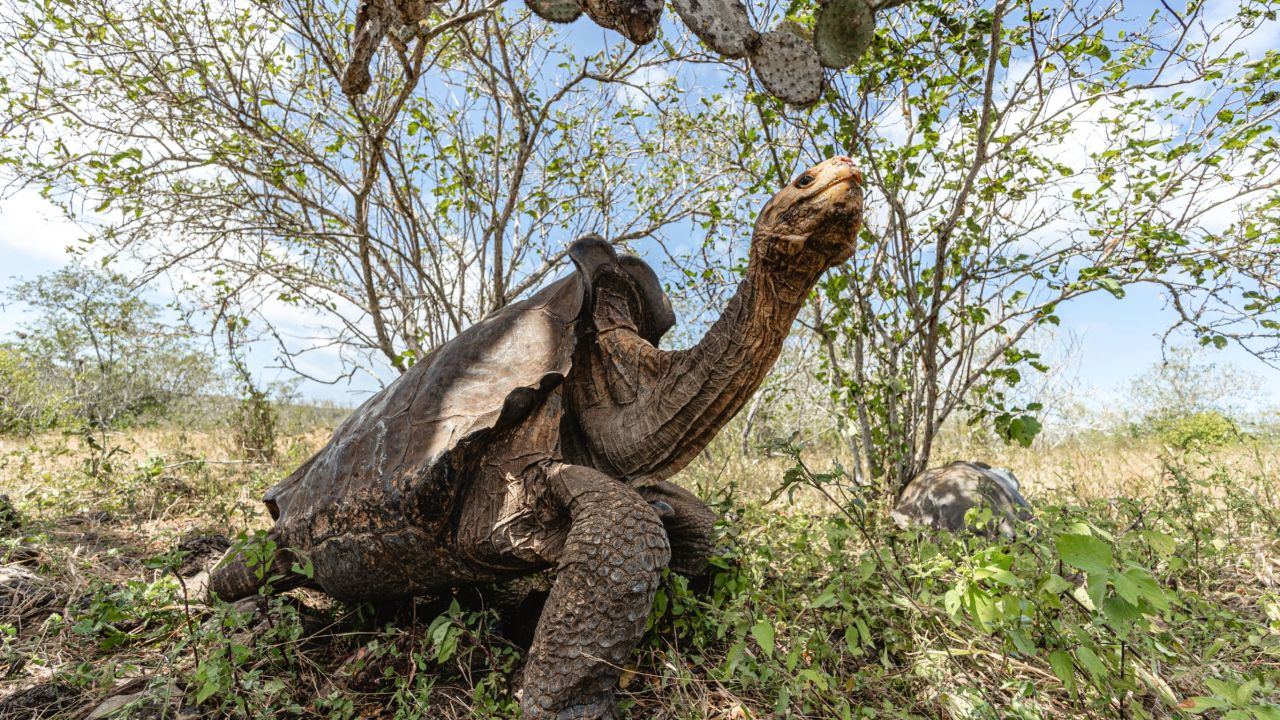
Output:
top-left (5, 207), bottom-right (1277, 413)
top-left (2, 2), bottom-right (1278, 414)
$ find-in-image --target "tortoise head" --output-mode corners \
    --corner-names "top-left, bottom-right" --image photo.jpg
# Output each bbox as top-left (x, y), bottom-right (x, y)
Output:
top-left (751, 156), bottom-right (865, 268)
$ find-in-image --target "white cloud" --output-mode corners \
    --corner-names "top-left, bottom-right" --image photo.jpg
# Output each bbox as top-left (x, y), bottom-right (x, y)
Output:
top-left (0, 189), bottom-right (89, 266)
top-left (618, 66), bottom-right (673, 109)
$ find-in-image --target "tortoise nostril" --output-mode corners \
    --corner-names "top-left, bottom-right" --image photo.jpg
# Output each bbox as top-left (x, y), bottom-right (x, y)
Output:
top-left (851, 168), bottom-right (864, 185)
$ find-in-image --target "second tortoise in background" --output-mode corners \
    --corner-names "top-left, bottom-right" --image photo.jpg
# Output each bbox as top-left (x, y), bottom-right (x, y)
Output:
top-left (892, 461), bottom-right (1033, 539)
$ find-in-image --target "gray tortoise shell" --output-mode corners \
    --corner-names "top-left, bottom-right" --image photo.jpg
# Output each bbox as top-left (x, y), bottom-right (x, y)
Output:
top-left (891, 461), bottom-right (1033, 538)
top-left (262, 237), bottom-right (673, 561)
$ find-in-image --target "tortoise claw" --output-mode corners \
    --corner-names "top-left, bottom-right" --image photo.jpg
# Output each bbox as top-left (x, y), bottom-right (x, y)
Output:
top-left (648, 499), bottom-right (675, 519)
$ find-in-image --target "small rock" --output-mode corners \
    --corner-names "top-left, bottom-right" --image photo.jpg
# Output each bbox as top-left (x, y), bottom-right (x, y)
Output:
top-left (87, 692), bottom-right (147, 719)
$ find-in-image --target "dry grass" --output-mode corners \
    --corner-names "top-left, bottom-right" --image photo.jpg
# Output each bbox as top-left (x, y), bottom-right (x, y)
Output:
top-left (0, 422), bottom-right (1276, 719)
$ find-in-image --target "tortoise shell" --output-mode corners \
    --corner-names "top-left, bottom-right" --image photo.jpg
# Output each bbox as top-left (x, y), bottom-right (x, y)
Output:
top-left (258, 237), bottom-right (672, 596)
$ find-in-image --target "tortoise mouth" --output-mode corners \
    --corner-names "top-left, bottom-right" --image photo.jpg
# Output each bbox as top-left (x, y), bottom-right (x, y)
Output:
top-left (814, 166), bottom-right (864, 197)
top-left (816, 176), bottom-right (857, 201)
top-left (820, 178), bottom-right (864, 254)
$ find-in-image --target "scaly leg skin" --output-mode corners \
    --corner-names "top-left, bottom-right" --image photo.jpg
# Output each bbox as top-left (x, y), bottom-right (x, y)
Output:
top-left (207, 532), bottom-right (306, 602)
top-left (519, 464), bottom-right (670, 720)
top-left (637, 481), bottom-right (716, 577)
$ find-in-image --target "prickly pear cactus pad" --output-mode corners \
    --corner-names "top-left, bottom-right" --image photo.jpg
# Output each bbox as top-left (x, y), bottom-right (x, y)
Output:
top-left (578, 0), bottom-right (665, 43)
top-left (671, 0), bottom-right (760, 58)
top-left (814, 0), bottom-right (875, 68)
top-left (525, 0), bottom-right (583, 22)
top-left (750, 28), bottom-right (825, 106)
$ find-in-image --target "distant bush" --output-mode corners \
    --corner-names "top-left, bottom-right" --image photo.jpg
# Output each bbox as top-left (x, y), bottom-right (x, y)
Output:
top-left (232, 382), bottom-right (278, 462)
top-left (1143, 410), bottom-right (1242, 450)
top-left (0, 266), bottom-right (216, 434)
top-left (1123, 346), bottom-right (1260, 451)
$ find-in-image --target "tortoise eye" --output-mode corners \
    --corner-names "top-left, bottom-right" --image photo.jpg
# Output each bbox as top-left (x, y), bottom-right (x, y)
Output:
top-left (796, 174), bottom-right (815, 188)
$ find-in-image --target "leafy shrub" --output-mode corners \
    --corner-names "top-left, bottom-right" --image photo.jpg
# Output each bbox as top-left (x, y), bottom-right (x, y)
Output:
top-left (0, 344), bottom-right (75, 433)
top-left (1, 266), bottom-right (215, 434)
top-left (233, 384), bottom-right (278, 462)
top-left (632, 447), bottom-right (1280, 718)
top-left (1145, 411), bottom-right (1241, 450)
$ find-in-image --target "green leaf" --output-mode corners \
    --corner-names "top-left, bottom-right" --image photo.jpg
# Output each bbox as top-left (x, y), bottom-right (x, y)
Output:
top-left (1008, 628), bottom-right (1036, 656)
top-left (1042, 574), bottom-right (1074, 595)
top-left (1180, 696), bottom-right (1229, 713)
top-left (751, 620), bottom-right (775, 656)
top-left (1096, 276), bottom-right (1125, 298)
top-left (1056, 533), bottom-right (1113, 574)
top-left (797, 668), bottom-right (829, 690)
top-left (1111, 570), bottom-right (1139, 605)
top-left (844, 624), bottom-right (861, 654)
top-left (1140, 530), bottom-right (1176, 557)
top-left (808, 590), bottom-right (838, 608)
top-left (1048, 650), bottom-right (1076, 694)
top-left (999, 414), bottom-right (1042, 447)
top-left (944, 587), bottom-right (963, 616)
top-left (1103, 596), bottom-right (1140, 628)
top-left (1076, 646), bottom-right (1108, 680)
top-left (1087, 572), bottom-right (1108, 610)
top-left (1124, 568), bottom-right (1170, 612)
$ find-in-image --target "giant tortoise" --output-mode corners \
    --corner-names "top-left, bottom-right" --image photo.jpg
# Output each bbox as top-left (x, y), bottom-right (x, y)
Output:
top-left (211, 156), bottom-right (865, 719)
top-left (892, 460), bottom-right (1033, 538)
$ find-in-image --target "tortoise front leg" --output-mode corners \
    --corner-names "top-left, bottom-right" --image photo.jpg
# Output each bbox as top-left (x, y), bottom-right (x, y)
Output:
top-left (520, 463), bottom-right (670, 720)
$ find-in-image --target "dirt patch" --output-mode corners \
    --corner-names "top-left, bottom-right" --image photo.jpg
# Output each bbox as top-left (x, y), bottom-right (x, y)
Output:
top-left (174, 533), bottom-right (230, 576)
top-left (0, 682), bottom-right (81, 720)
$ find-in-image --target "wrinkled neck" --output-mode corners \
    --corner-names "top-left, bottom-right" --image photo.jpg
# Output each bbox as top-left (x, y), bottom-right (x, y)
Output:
top-left (639, 250), bottom-right (828, 476)
top-left (566, 243), bottom-right (832, 484)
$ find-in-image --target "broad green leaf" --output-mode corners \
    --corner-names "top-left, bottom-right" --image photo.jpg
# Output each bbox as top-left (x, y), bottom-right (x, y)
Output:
top-left (1042, 574), bottom-right (1074, 595)
top-left (1087, 572), bottom-right (1108, 611)
top-left (1179, 696), bottom-right (1228, 713)
top-left (1140, 530), bottom-right (1176, 557)
top-left (1103, 596), bottom-right (1140, 629)
top-left (1056, 533), bottom-right (1113, 574)
top-left (1111, 571), bottom-right (1139, 605)
top-left (808, 590), bottom-right (838, 608)
top-left (751, 619), bottom-right (775, 656)
top-left (1048, 650), bottom-right (1076, 694)
top-left (1007, 628), bottom-right (1035, 656)
top-left (1124, 568), bottom-right (1170, 612)
top-left (944, 587), bottom-right (963, 616)
top-left (798, 668), bottom-right (829, 690)
top-left (1076, 646), bottom-right (1108, 680)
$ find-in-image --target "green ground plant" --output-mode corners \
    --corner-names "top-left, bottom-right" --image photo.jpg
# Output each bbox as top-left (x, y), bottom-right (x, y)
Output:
top-left (0, 426), bottom-right (1276, 718)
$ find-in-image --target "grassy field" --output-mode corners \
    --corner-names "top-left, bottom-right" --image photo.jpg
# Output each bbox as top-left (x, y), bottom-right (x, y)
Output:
top-left (0, 423), bottom-right (1276, 719)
